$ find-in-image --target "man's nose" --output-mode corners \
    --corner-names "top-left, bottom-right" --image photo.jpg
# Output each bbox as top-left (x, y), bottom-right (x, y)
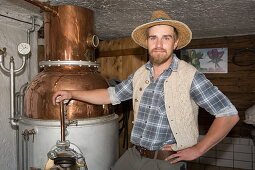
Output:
top-left (155, 39), bottom-right (163, 48)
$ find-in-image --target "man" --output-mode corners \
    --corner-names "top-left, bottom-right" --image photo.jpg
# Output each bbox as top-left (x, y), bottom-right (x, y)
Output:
top-left (53, 10), bottom-right (239, 170)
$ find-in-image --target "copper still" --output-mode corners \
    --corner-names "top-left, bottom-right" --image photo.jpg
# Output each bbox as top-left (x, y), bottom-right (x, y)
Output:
top-left (24, 5), bottom-right (112, 120)
top-left (20, 2), bottom-right (118, 170)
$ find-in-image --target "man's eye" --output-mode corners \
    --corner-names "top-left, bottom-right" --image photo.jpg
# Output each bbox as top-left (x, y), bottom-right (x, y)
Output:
top-left (149, 37), bottom-right (156, 40)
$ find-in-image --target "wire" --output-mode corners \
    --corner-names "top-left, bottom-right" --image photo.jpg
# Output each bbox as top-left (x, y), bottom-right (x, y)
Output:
top-left (0, 14), bottom-right (41, 27)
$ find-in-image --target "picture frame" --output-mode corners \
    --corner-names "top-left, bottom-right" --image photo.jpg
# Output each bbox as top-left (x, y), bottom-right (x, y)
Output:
top-left (180, 48), bottom-right (228, 73)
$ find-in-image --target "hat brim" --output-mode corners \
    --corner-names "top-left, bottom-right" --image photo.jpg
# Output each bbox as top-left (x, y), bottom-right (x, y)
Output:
top-left (131, 20), bottom-right (192, 50)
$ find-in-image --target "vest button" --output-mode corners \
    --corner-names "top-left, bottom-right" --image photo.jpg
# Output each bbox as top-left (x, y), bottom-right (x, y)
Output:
top-left (145, 80), bottom-right (149, 84)
top-left (135, 99), bottom-right (138, 102)
top-left (168, 106), bottom-right (170, 108)
top-left (145, 121), bottom-right (147, 123)
top-left (139, 88), bottom-right (142, 91)
top-left (140, 136), bottom-right (142, 138)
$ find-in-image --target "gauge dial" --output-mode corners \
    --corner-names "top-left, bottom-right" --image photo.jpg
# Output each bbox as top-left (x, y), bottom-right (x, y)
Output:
top-left (17, 42), bottom-right (31, 55)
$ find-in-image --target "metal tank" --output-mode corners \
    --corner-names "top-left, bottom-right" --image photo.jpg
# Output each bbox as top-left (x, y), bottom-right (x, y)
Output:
top-left (19, 2), bottom-right (118, 170)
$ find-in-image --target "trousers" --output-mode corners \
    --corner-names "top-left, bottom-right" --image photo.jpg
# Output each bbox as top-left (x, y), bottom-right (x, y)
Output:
top-left (110, 146), bottom-right (186, 170)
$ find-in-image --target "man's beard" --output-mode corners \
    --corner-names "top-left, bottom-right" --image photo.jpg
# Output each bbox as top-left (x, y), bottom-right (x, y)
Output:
top-left (149, 48), bottom-right (171, 66)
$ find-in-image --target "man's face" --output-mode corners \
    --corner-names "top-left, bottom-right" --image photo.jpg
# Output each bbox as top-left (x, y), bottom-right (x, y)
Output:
top-left (147, 25), bottom-right (179, 66)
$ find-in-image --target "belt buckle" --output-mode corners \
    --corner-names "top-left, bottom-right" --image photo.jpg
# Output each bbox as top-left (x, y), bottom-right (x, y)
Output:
top-left (136, 146), bottom-right (145, 156)
top-left (136, 146), bottom-right (155, 159)
top-left (141, 147), bottom-right (147, 156)
top-left (138, 146), bottom-right (144, 154)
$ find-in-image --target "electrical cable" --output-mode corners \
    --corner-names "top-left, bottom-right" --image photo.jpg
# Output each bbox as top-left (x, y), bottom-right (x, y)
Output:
top-left (0, 14), bottom-right (40, 26)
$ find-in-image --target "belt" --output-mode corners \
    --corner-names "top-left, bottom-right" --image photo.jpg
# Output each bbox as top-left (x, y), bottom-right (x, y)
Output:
top-left (135, 145), bottom-right (176, 160)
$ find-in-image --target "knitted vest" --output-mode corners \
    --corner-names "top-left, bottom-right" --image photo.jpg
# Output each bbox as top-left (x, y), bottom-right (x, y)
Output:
top-left (132, 60), bottom-right (199, 151)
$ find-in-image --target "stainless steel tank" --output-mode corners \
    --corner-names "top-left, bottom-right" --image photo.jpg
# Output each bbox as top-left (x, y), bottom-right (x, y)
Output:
top-left (19, 115), bottom-right (118, 169)
top-left (20, 3), bottom-right (118, 170)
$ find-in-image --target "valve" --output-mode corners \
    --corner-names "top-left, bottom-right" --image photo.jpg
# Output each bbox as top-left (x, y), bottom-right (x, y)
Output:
top-left (45, 140), bottom-right (88, 170)
top-left (44, 100), bottom-right (88, 169)
top-left (22, 129), bottom-right (36, 142)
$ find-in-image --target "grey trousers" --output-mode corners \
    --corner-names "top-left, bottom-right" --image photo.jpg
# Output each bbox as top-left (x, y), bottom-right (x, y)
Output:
top-left (110, 146), bottom-right (186, 170)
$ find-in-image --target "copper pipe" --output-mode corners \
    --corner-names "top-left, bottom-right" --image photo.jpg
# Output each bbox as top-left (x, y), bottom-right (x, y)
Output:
top-left (60, 102), bottom-right (65, 142)
top-left (24, 0), bottom-right (58, 16)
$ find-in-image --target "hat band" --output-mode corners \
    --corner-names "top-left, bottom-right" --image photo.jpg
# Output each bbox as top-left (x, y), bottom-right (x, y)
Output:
top-left (152, 17), bottom-right (170, 22)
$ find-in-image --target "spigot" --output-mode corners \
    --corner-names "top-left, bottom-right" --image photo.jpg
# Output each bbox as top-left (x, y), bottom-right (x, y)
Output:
top-left (46, 140), bottom-right (88, 169)
top-left (22, 128), bottom-right (36, 142)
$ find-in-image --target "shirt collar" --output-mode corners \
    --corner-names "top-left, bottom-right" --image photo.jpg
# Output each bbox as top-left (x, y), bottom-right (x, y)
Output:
top-left (145, 54), bottom-right (179, 72)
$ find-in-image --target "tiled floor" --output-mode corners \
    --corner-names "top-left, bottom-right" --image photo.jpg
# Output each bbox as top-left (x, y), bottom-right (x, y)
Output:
top-left (187, 162), bottom-right (246, 170)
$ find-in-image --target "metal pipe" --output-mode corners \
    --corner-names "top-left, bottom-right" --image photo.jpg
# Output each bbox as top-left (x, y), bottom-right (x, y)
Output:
top-left (27, 16), bottom-right (35, 44)
top-left (21, 137), bottom-right (25, 170)
top-left (0, 62), bottom-right (9, 72)
top-left (15, 56), bottom-right (26, 72)
top-left (10, 57), bottom-right (17, 127)
top-left (0, 49), bottom-right (27, 128)
top-left (15, 92), bottom-right (20, 122)
top-left (25, 139), bottom-right (28, 170)
top-left (60, 102), bottom-right (66, 142)
top-left (16, 129), bottom-right (20, 170)
top-left (21, 130), bottom-right (30, 170)
top-left (0, 48), bottom-right (9, 72)
top-left (9, 56), bottom-right (27, 127)
top-left (15, 82), bottom-right (28, 170)
top-left (24, 0), bottom-right (58, 16)
top-left (27, 16), bottom-right (35, 81)
top-left (18, 83), bottom-right (28, 117)
top-left (1, 50), bottom-right (27, 127)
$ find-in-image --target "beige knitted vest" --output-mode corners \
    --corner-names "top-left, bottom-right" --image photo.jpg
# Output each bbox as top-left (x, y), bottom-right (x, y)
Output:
top-left (132, 60), bottom-right (199, 151)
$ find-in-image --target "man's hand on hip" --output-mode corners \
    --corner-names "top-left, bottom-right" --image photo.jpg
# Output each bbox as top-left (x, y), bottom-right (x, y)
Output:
top-left (162, 144), bottom-right (202, 164)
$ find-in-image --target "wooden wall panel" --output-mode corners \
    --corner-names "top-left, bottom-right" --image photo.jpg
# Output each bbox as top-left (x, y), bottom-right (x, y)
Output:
top-left (98, 56), bottom-right (123, 80)
top-left (97, 54), bottom-right (147, 80)
top-left (97, 37), bottom-right (147, 80)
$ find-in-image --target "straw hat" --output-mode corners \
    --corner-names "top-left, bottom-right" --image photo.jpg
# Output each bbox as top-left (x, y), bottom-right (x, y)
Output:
top-left (131, 10), bottom-right (192, 50)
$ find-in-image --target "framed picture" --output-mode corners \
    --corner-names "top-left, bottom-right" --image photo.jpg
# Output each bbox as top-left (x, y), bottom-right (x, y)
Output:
top-left (180, 48), bottom-right (228, 73)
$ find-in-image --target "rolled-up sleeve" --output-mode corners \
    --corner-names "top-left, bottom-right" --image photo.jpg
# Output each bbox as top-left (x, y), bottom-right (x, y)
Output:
top-left (107, 73), bottom-right (134, 105)
top-left (215, 103), bottom-right (238, 117)
top-left (108, 87), bottom-right (121, 105)
top-left (191, 72), bottom-right (238, 117)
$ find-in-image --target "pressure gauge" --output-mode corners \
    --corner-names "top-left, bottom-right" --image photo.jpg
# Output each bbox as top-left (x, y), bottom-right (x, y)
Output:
top-left (17, 42), bottom-right (31, 55)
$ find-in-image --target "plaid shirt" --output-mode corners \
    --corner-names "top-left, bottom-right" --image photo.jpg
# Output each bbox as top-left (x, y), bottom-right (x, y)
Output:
top-left (108, 55), bottom-right (238, 150)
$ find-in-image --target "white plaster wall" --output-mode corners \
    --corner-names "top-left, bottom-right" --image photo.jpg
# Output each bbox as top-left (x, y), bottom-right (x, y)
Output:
top-left (0, 21), bottom-right (39, 170)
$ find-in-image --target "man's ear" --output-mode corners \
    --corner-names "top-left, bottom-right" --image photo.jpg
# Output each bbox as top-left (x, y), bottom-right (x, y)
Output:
top-left (174, 39), bottom-right (179, 50)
